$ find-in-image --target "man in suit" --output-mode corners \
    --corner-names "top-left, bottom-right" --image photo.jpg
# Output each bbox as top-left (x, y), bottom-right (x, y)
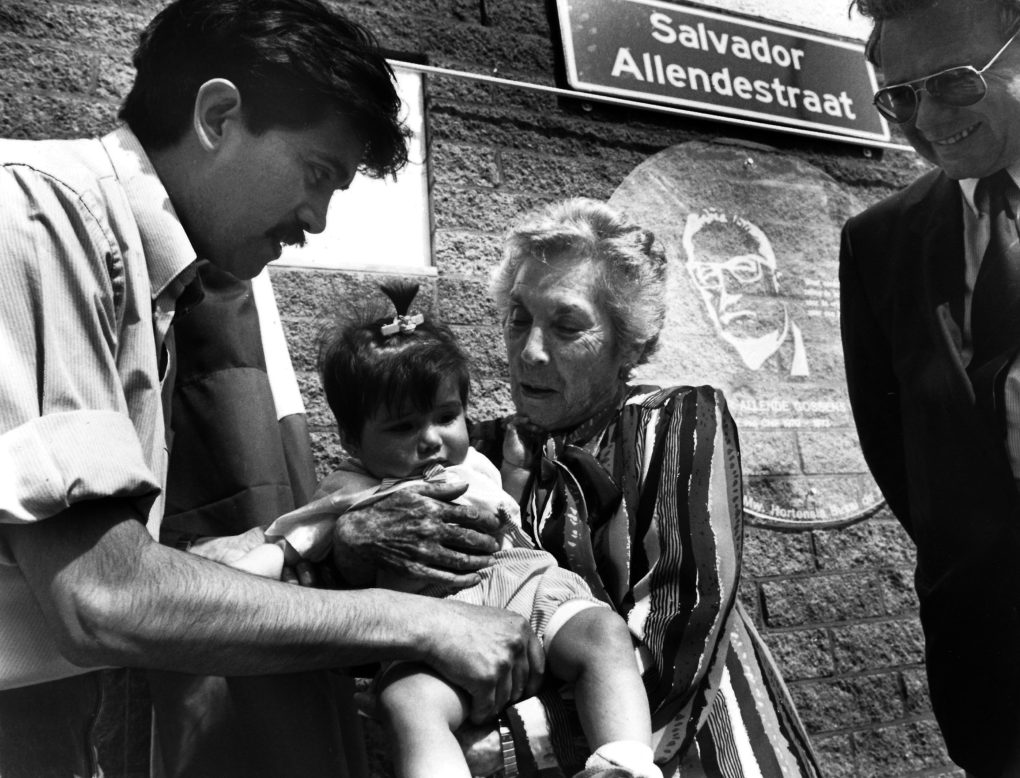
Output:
top-left (841, 1), bottom-right (1020, 774)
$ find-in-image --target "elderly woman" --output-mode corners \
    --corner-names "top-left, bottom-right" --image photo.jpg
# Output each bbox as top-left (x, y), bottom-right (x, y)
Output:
top-left (333, 199), bottom-right (820, 777)
top-left (468, 198), bottom-right (820, 777)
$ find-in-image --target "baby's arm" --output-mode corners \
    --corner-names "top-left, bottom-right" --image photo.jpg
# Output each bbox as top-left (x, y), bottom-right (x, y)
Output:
top-left (377, 663), bottom-right (474, 778)
top-left (229, 468), bottom-right (388, 581)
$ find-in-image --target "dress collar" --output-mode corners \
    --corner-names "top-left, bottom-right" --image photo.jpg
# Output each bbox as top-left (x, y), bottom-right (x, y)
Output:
top-left (544, 384), bottom-right (629, 456)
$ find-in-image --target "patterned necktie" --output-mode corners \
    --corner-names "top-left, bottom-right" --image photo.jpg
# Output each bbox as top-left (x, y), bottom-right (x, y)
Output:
top-left (968, 170), bottom-right (1020, 431)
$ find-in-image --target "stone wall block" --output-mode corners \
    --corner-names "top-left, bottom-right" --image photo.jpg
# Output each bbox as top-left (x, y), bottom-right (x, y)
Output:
top-left (789, 673), bottom-right (905, 731)
top-left (811, 733), bottom-right (857, 778)
top-left (0, 40), bottom-right (96, 94)
top-left (763, 627), bottom-right (833, 680)
top-left (879, 568), bottom-right (920, 616)
top-left (0, 91), bottom-right (118, 139)
top-left (432, 187), bottom-right (553, 231)
top-left (761, 572), bottom-right (886, 627)
top-left (268, 269), bottom-right (345, 319)
top-left (831, 619), bottom-right (925, 673)
top-left (797, 429), bottom-right (869, 473)
top-left (426, 74), bottom-right (498, 108)
top-left (451, 324), bottom-right (507, 376)
top-left (436, 276), bottom-right (497, 324)
top-left (852, 720), bottom-right (953, 777)
top-left (814, 519), bottom-right (916, 570)
top-left (901, 667), bottom-right (933, 717)
top-left (433, 229), bottom-right (502, 277)
top-left (483, 0), bottom-right (552, 36)
top-left (428, 110), bottom-right (694, 158)
top-left (500, 148), bottom-right (642, 200)
top-left (418, 21), bottom-right (554, 75)
top-left (468, 377), bottom-right (514, 422)
top-left (296, 371), bottom-right (335, 430)
top-left (280, 318), bottom-right (325, 374)
top-left (431, 141), bottom-right (501, 188)
top-left (340, 6), bottom-right (421, 51)
top-left (738, 429), bottom-right (800, 475)
top-left (737, 578), bottom-right (761, 626)
top-left (310, 429), bottom-right (346, 482)
top-left (332, 0), bottom-right (453, 19)
top-left (95, 50), bottom-right (135, 100)
top-left (742, 525), bottom-right (816, 576)
top-left (0, 2), bottom-right (142, 48)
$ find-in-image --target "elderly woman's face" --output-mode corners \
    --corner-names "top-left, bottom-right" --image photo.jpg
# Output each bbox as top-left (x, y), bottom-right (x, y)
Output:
top-left (503, 257), bottom-right (632, 431)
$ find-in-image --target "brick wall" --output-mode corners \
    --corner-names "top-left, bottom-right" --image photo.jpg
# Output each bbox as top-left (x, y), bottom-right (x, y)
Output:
top-left (0, 0), bottom-right (960, 775)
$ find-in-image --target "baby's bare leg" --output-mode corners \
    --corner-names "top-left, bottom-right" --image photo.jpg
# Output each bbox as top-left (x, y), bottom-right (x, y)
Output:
top-left (377, 662), bottom-right (473, 778)
top-left (547, 606), bottom-right (651, 747)
top-left (547, 607), bottom-right (662, 777)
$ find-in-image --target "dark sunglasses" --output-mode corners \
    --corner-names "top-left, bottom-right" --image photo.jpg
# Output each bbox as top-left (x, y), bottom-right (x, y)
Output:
top-left (873, 27), bottom-right (1020, 123)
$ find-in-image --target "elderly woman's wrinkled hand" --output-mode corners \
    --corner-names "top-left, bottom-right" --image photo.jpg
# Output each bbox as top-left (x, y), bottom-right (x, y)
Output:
top-left (331, 480), bottom-right (501, 589)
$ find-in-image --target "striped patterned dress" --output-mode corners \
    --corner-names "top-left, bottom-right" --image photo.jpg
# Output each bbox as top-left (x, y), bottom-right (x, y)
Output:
top-left (474, 385), bottom-right (820, 777)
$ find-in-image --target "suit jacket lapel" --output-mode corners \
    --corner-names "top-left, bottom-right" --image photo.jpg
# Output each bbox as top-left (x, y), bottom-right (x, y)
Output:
top-left (912, 173), bottom-right (970, 383)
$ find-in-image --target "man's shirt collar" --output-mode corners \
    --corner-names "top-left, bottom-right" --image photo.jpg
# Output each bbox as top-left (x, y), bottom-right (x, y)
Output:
top-left (99, 126), bottom-right (198, 301)
top-left (960, 163), bottom-right (1020, 216)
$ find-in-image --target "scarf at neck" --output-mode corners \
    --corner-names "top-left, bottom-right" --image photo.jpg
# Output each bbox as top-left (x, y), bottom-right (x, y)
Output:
top-left (521, 389), bottom-right (629, 605)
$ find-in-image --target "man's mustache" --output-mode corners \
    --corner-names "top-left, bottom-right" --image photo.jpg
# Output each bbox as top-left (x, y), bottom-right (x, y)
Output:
top-left (268, 223), bottom-right (307, 248)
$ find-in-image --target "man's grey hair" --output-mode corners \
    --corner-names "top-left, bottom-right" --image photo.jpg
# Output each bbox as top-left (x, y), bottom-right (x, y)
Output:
top-left (851, 0), bottom-right (1020, 66)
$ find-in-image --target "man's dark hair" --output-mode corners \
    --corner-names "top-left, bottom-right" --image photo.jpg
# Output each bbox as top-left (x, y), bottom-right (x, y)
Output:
top-left (318, 282), bottom-right (471, 444)
top-left (851, 0), bottom-right (1020, 67)
top-left (119, 0), bottom-right (408, 178)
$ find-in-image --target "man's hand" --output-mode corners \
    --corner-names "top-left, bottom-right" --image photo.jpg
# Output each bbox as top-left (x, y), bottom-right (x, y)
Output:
top-left (332, 481), bottom-right (500, 589)
top-left (422, 599), bottom-right (544, 724)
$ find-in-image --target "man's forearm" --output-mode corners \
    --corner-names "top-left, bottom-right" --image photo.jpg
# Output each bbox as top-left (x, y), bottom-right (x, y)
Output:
top-left (4, 500), bottom-right (437, 675)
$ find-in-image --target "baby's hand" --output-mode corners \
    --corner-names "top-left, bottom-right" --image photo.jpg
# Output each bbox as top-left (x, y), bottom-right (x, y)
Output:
top-left (229, 541), bottom-right (286, 580)
top-left (502, 414), bottom-right (542, 468)
top-left (502, 415), bottom-right (542, 503)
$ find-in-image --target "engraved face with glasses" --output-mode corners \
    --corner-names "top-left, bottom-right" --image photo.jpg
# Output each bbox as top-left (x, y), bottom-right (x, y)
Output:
top-left (682, 210), bottom-right (798, 373)
top-left (876, 4), bottom-right (1020, 180)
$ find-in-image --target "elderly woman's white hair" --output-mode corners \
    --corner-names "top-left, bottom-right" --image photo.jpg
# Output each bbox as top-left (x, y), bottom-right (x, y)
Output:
top-left (490, 198), bottom-right (668, 374)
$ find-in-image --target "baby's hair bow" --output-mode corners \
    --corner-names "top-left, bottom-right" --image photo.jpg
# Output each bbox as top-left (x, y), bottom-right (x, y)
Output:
top-left (378, 280), bottom-right (423, 338)
top-left (381, 312), bottom-right (424, 336)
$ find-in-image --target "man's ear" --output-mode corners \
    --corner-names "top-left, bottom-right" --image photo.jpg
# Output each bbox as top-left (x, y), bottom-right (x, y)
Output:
top-left (192, 78), bottom-right (243, 152)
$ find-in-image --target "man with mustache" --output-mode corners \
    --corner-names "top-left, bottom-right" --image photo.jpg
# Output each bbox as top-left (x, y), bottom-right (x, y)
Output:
top-left (0, 1), bottom-right (540, 776)
top-left (840, 0), bottom-right (1020, 773)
